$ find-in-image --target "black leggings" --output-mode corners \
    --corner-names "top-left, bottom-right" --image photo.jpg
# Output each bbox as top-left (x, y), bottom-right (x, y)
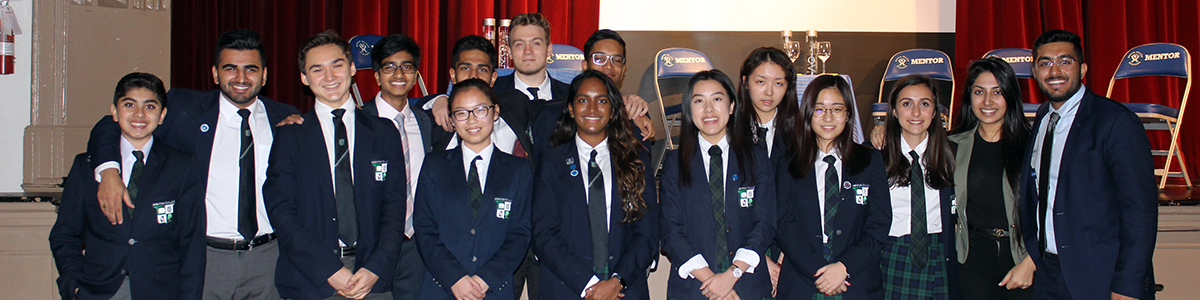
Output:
top-left (958, 232), bottom-right (1034, 300)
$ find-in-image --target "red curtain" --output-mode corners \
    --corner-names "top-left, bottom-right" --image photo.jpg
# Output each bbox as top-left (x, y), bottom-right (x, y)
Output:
top-left (956, 0), bottom-right (1200, 186)
top-left (173, 0), bottom-right (599, 113)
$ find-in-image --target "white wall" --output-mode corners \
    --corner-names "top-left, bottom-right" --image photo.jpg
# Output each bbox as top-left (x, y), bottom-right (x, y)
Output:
top-left (599, 0), bottom-right (955, 33)
top-left (0, 0), bottom-right (32, 192)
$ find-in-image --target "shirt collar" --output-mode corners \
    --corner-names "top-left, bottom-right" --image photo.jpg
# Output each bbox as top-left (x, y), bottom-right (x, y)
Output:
top-left (697, 133), bottom-right (730, 155)
top-left (218, 92), bottom-right (264, 121)
top-left (758, 114), bottom-right (776, 130)
top-left (575, 135), bottom-right (610, 161)
top-left (373, 92), bottom-right (408, 120)
top-left (462, 142), bottom-right (495, 165)
top-left (119, 135), bottom-right (153, 163)
top-left (513, 71), bottom-right (553, 98)
top-left (1048, 84), bottom-right (1086, 118)
top-left (900, 134), bottom-right (930, 162)
top-left (314, 99), bottom-right (357, 121)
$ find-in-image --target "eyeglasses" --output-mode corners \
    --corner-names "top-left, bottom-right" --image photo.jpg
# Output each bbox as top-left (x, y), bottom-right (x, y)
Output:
top-left (379, 63), bottom-right (417, 75)
top-left (590, 53), bottom-right (626, 68)
top-left (1035, 57), bottom-right (1077, 70)
top-left (814, 106), bottom-right (848, 118)
top-left (451, 105), bottom-right (495, 121)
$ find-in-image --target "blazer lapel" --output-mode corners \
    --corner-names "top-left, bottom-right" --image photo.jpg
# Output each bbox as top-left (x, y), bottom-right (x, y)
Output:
top-left (1057, 91), bottom-right (1095, 182)
top-left (478, 148), bottom-right (509, 225)
top-left (801, 169), bottom-right (825, 251)
top-left (302, 112), bottom-right (336, 202)
top-left (723, 151), bottom-right (742, 239)
top-left (195, 94), bottom-right (221, 166)
top-left (410, 105), bottom-right (434, 153)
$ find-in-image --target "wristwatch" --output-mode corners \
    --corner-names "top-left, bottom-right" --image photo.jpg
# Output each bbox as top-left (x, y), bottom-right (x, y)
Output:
top-left (731, 266), bottom-right (744, 279)
top-left (612, 274), bottom-right (628, 290)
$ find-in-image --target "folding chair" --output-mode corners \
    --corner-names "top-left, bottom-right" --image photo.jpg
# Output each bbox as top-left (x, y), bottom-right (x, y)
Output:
top-left (796, 74), bottom-right (865, 143)
top-left (1106, 43), bottom-right (1192, 189)
top-left (650, 48), bottom-right (714, 174)
top-left (979, 48), bottom-right (1046, 120)
top-left (871, 49), bottom-right (955, 127)
top-left (348, 34), bottom-right (431, 107)
top-left (548, 44), bottom-right (586, 71)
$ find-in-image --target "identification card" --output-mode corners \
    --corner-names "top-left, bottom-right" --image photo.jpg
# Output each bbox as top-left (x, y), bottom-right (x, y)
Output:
top-left (737, 186), bottom-right (755, 207)
top-left (153, 201), bottom-right (176, 224)
top-left (495, 198), bottom-right (512, 219)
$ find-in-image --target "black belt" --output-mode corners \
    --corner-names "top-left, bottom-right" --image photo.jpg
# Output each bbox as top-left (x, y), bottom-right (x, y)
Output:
top-left (207, 233), bottom-right (276, 250)
top-left (967, 224), bottom-right (1010, 239)
top-left (336, 245), bottom-right (357, 257)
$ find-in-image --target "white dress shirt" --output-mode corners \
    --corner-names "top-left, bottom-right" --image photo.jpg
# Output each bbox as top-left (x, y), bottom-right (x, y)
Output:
top-left (461, 143), bottom-right (495, 192)
top-left (1032, 86), bottom-right (1085, 254)
top-left (577, 136), bottom-right (614, 295)
top-left (374, 94), bottom-right (426, 237)
top-left (815, 149), bottom-right (843, 244)
top-left (118, 136), bottom-right (152, 186)
top-left (888, 135), bottom-right (944, 237)
top-left (676, 134), bottom-right (761, 279)
top-left (757, 115), bottom-right (777, 156)
top-left (314, 99), bottom-right (358, 189)
top-left (205, 95), bottom-right (276, 240)
top-left (514, 71), bottom-right (554, 101)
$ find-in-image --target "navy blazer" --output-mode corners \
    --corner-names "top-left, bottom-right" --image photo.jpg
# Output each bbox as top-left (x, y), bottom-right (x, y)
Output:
top-left (774, 145), bottom-right (890, 299)
top-left (263, 108), bottom-right (407, 299)
top-left (362, 96), bottom-right (444, 155)
top-left (87, 88), bottom-right (301, 178)
top-left (1019, 89), bottom-right (1157, 299)
top-left (492, 73), bottom-right (569, 156)
top-left (50, 146), bottom-right (206, 300)
top-left (531, 139), bottom-right (659, 300)
top-left (659, 144), bottom-right (777, 299)
top-left (881, 157), bottom-right (959, 299)
top-left (528, 101), bottom-right (652, 170)
top-left (413, 146), bottom-right (532, 300)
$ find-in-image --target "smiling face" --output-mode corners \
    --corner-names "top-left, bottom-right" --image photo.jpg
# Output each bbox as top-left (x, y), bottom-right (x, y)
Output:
top-left (111, 88), bottom-right (166, 149)
top-left (509, 24), bottom-right (551, 76)
top-left (374, 50), bottom-right (418, 103)
top-left (811, 87), bottom-right (848, 152)
top-left (450, 49), bottom-right (497, 85)
top-left (300, 44), bottom-right (355, 108)
top-left (1033, 41), bottom-right (1088, 103)
top-left (969, 71), bottom-right (1007, 127)
top-left (893, 84), bottom-right (936, 145)
top-left (450, 88), bottom-right (498, 153)
top-left (569, 77), bottom-right (614, 145)
top-left (212, 49), bottom-right (267, 108)
top-left (584, 39), bottom-right (627, 88)
top-left (689, 79), bottom-right (735, 144)
top-left (744, 62), bottom-right (787, 121)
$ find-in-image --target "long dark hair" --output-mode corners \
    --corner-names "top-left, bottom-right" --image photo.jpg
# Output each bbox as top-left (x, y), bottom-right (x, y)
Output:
top-left (950, 57), bottom-right (1032, 193)
top-left (550, 70), bottom-right (647, 223)
top-left (677, 69), bottom-right (756, 185)
top-left (736, 47), bottom-right (799, 152)
top-left (786, 75), bottom-right (861, 178)
top-left (883, 75), bottom-right (954, 189)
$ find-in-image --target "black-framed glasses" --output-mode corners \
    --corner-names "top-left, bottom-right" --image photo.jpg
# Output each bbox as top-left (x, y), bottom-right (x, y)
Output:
top-left (1035, 57), bottom-right (1077, 70)
top-left (379, 62), bottom-right (417, 75)
top-left (590, 53), bottom-right (626, 67)
top-left (814, 106), bottom-right (848, 118)
top-left (451, 105), bottom-right (495, 121)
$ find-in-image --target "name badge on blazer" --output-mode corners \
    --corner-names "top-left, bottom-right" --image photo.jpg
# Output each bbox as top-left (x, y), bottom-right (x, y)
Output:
top-left (495, 198), bottom-right (513, 219)
top-left (153, 201), bottom-right (176, 224)
top-left (850, 182), bottom-right (870, 205)
top-left (737, 186), bottom-right (755, 208)
top-left (371, 160), bottom-right (389, 181)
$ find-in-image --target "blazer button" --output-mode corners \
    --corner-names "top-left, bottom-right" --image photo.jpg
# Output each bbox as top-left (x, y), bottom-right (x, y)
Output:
top-left (835, 230), bottom-right (843, 235)
top-left (609, 256), bottom-right (614, 260)
top-left (128, 238), bottom-right (137, 245)
top-left (472, 256), bottom-right (477, 262)
top-left (121, 269), bottom-right (127, 275)
top-left (470, 229), bottom-right (476, 235)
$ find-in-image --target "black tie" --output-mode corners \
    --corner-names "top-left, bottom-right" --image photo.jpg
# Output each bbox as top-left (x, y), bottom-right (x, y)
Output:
top-left (237, 109), bottom-right (257, 241)
top-left (332, 108), bottom-right (358, 246)
top-left (527, 87), bottom-right (541, 101)
top-left (756, 127), bottom-right (769, 146)
top-left (587, 149), bottom-right (608, 276)
top-left (822, 155), bottom-right (840, 262)
top-left (468, 156), bottom-right (483, 219)
top-left (1039, 112), bottom-right (1061, 253)
top-left (709, 145), bottom-right (728, 271)
top-left (127, 150), bottom-right (145, 216)
top-left (909, 150), bottom-right (928, 269)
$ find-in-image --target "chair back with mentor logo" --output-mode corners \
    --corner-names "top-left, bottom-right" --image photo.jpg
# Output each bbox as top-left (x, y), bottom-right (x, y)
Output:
top-left (547, 44), bottom-right (586, 71)
top-left (983, 48), bottom-right (1034, 79)
top-left (872, 49), bottom-right (956, 127)
top-left (348, 34), bottom-right (431, 107)
top-left (652, 48), bottom-right (714, 174)
top-left (1106, 43), bottom-right (1192, 189)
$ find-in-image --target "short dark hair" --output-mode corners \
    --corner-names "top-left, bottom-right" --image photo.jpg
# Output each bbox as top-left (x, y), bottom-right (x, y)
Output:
top-left (297, 29), bottom-right (351, 73)
top-left (1033, 29), bottom-right (1085, 62)
top-left (112, 72), bottom-right (168, 109)
top-left (214, 29), bottom-right (267, 67)
top-left (509, 13), bottom-right (551, 44)
top-left (450, 35), bottom-right (498, 69)
top-left (583, 29), bottom-right (626, 56)
top-left (447, 78), bottom-right (496, 109)
top-left (371, 34), bottom-right (421, 72)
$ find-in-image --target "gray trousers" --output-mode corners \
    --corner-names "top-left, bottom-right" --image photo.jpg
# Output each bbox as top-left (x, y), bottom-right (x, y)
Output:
top-left (203, 239), bottom-right (282, 300)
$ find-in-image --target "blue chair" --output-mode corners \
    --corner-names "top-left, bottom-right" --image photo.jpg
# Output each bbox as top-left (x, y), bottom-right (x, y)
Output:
top-left (871, 49), bottom-right (956, 127)
top-left (1106, 43), bottom-right (1192, 189)
top-left (547, 44), bottom-right (586, 71)
top-left (347, 34), bottom-right (430, 107)
top-left (983, 48), bottom-right (1034, 79)
top-left (651, 48), bottom-right (714, 174)
top-left (797, 74), bottom-right (865, 143)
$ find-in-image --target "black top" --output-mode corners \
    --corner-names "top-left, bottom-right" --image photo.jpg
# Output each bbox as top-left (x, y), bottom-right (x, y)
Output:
top-left (967, 131), bottom-right (1008, 230)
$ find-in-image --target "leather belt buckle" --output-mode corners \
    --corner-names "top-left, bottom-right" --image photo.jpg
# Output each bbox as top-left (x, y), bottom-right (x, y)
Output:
top-left (992, 228), bottom-right (1006, 238)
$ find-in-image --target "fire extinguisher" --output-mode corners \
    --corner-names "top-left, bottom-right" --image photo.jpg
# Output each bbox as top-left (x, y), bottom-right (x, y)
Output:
top-left (0, 0), bottom-right (20, 75)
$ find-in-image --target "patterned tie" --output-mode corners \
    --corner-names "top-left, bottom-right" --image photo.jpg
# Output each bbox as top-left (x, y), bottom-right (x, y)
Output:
top-left (468, 156), bottom-right (482, 219)
top-left (397, 112), bottom-right (414, 237)
top-left (1038, 112), bottom-right (1061, 253)
top-left (587, 150), bottom-right (609, 276)
top-left (127, 150), bottom-right (145, 216)
top-left (526, 87), bottom-right (541, 101)
top-left (237, 109), bottom-right (257, 242)
top-left (756, 127), bottom-right (769, 146)
top-left (332, 108), bottom-right (358, 246)
top-left (708, 145), bottom-right (727, 270)
top-left (909, 150), bottom-right (928, 269)
top-left (822, 155), bottom-right (840, 262)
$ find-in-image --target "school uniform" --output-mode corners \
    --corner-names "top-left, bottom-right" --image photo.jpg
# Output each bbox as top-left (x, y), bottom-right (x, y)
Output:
top-left (50, 138), bottom-right (206, 300)
top-left (881, 137), bottom-right (958, 300)
top-left (531, 136), bottom-right (659, 300)
top-left (659, 136), bottom-right (777, 300)
top-left (774, 144), bottom-right (890, 299)
top-left (263, 100), bottom-right (406, 300)
top-left (412, 144), bottom-right (532, 300)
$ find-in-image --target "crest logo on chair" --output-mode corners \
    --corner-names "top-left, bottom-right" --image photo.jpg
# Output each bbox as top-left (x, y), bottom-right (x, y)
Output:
top-left (546, 53), bottom-right (556, 64)
top-left (355, 40), bottom-right (372, 56)
top-left (661, 54), bottom-right (676, 67)
top-left (1128, 51), bottom-right (1144, 66)
top-left (895, 56), bottom-right (910, 69)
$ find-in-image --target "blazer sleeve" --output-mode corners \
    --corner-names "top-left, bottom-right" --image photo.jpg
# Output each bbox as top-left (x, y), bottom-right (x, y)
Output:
top-left (612, 150), bottom-right (661, 283)
top-left (262, 126), bottom-right (345, 287)
top-left (48, 154), bottom-right (91, 300)
top-left (659, 152), bottom-right (703, 270)
top-left (476, 159), bottom-right (534, 290)
top-left (838, 152), bottom-right (892, 278)
top-left (739, 153), bottom-right (778, 256)
top-left (176, 156), bottom-right (208, 300)
top-left (86, 116), bottom-right (121, 171)
top-left (531, 154), bottom-right (596, 293)
top-left (1105, 108), bottom-right (1158, 297)
top-left (413, 163), bottom-right (471, 292)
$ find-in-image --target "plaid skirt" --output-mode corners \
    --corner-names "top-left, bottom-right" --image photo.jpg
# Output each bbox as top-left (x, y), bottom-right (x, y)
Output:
top-left (881, 235), bottom-right (949, 300)
top-left (812, 292), bottom-right (844, 300)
